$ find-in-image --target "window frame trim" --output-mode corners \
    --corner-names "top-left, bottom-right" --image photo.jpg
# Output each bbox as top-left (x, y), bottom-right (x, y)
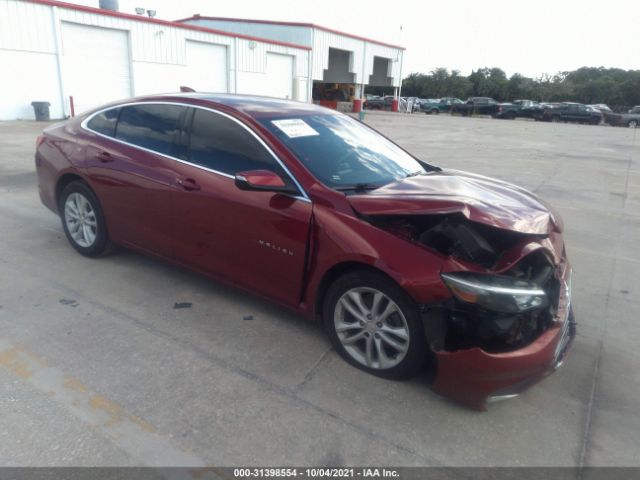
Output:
top-left (80, 101), bottom-right (311, 203)
top-left (86, 106), bottom-right (122, 138)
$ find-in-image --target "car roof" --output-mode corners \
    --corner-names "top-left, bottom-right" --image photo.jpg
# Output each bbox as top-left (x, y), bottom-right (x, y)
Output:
top-left (110, 92), bottom-right (333, 119)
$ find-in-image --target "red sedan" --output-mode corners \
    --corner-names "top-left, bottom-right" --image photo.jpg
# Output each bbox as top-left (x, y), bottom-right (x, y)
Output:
top-left (35, 94), bottom-right (575, 409)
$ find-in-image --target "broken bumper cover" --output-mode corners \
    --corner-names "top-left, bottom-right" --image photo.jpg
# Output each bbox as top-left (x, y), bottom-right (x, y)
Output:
top-left (430, 269), bottom-right (575, 410)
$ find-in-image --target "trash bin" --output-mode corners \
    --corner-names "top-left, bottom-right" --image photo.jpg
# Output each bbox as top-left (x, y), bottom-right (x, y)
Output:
top-left (31, 101), bottom-right (51, 121)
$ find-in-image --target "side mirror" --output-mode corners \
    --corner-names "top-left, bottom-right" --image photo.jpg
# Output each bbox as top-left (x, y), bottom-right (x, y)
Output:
top-left (234, 169), bottom-right (298, 195)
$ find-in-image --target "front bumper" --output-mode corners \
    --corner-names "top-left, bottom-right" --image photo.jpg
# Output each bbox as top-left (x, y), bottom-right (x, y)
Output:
top-left (430, 267), bottom-right (575, 410)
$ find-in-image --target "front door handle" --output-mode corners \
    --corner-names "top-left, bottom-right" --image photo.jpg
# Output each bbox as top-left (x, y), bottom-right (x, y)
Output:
top-left (95, 151), bottom-right (114, 163)
top-left (176, 177), bottom-right (201, 191)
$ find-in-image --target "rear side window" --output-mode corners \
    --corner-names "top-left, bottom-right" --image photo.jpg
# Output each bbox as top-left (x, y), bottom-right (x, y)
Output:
top-left (87, 108), bottom-right (120, 137)
top-left (115, 104), bottom-right (184, 156)
top-left (187, 109), bottom-right (281, 176)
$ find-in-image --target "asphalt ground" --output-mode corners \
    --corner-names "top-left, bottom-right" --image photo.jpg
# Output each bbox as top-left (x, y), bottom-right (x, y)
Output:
top-left (0, 113), bottom-right (638, 467)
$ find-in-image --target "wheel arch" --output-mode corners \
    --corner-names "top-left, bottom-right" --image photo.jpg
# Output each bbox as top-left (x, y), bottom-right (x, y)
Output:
top-left (312, 261), bottom-right (405, 322)
top-left (55, 172), bottom-right (89, 209)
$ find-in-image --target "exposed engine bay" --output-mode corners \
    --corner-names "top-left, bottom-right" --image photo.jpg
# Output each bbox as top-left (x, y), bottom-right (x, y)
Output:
top-left (366, 212), bottom-right (545, 268)
top-left (364, 213), bottom-right (562, 353)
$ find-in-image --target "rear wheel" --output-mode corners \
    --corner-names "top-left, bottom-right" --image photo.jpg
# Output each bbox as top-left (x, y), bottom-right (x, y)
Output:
top-left (628, 119), bottom-right (638, 128)
top-left (59, 181), bottom-right (112, 257)
top-left (430, 109), bottom-right (439, 115)
top-left (323, 270), bottom-right (428, 379)
top-left (551, 115), bottom-right (561, 123)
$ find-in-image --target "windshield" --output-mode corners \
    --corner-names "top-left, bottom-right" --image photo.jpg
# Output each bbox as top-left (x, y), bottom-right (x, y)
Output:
top-left (260, 114), bottom-right (426, 190)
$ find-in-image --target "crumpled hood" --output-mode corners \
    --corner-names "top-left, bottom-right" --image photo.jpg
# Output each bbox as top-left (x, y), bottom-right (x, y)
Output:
top-left (348, 169), bottom-right (559, 235)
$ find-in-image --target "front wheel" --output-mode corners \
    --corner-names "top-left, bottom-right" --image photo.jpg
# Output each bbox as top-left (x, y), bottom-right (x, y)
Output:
top-left (323, 270), bottom-right (428, 379)
top-left (628, 120), bottom-right (638, 128)
top-left (59, 180), bottom-right (112, 257)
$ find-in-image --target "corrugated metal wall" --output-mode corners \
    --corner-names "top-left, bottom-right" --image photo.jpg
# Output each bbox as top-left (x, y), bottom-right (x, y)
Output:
top-left (0, 0), bottom-right (311, 119)
top-left (179, 19), bottom-right (404, 88)
top-left (0, 0), bottom-right (56, 53)
top-left (182, 19), bottom-right (312, 48)
top-left (312, 29), bottom-right (402, 87)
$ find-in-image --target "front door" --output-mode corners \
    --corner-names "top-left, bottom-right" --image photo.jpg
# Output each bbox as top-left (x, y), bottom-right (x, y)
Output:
top-left (172, 107), bottom-right (312, 306)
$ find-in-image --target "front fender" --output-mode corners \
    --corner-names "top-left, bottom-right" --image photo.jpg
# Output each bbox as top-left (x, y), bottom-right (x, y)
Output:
top-left (302, 204), bottom-right (453, 316)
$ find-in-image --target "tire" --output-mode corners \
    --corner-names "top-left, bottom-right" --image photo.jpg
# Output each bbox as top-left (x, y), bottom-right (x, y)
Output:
top-left (322, 270), bottom-right (428, 380)
top-left (551, 115), bottom-right (561, 123)
top-left (430, 109), bottom-right (439, 115)
top-left (628, 120), bottom-right (638, 128)
top-left (59, 180), bottom-right (112, 257)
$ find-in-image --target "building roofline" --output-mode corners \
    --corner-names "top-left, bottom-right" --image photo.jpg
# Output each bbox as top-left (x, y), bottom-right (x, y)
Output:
top-left (25, 0), bottom-right (311, 50)
top-left (175, 15), bottom-right (406, 50)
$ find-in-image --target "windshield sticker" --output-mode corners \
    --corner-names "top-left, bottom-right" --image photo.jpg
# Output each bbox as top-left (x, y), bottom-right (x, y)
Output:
top-left (271, 119), bottom-right (319, 138)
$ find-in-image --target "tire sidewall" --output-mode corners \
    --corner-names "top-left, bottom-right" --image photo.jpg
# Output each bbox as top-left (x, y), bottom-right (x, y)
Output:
top-left (59, 181), bottom-right (110, 257)
top-left (322, 270), bottom-right (428, 379)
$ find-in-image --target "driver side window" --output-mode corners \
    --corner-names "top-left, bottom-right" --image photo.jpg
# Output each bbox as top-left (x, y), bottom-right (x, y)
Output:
top-left (187, 108), bottom-right (284, 177)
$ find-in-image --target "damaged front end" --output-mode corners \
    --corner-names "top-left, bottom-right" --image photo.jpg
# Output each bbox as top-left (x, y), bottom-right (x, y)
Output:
top-left (365, 212), bottom-right (575, 409)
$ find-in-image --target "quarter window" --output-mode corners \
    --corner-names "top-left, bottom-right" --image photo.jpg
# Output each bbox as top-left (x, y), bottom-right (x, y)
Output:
top-left (187, 109), bottom-right (282, 177)
top-left (115, 104), bottom-right (184, 156)
top-left (87, 108), bottom-right (120, 137)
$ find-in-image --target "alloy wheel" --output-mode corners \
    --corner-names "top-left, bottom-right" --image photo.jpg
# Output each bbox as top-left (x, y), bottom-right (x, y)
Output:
top-left (333, 287), bottom-right (410, 370)
top-left (64, 192), bottom-right (98, 248)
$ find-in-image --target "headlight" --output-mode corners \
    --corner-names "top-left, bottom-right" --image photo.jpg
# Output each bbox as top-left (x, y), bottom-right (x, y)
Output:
top-left (441, 272), bottom-right (548, 313)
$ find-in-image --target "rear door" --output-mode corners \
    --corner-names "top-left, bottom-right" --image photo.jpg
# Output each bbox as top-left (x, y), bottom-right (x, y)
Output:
top-left (172, 107), bottom-right (312, 306)
top-left (85, 103), bottom-right (186, 257)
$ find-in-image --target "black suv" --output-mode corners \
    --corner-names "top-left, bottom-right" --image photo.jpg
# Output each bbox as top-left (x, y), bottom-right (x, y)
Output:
top-left (451, 97), bottom-right (500, 116)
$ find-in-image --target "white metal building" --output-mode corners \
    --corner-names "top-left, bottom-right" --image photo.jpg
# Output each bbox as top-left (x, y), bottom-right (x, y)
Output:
top-left (177, 16), bottom-right (405, 105)
top-left (0, 0), bottom-right (405, 120)
top-left (0, 0), bottom-right (311, 119)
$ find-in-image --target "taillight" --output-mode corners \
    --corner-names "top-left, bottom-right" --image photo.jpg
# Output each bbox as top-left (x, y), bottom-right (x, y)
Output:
top-left (36, 135), bottom-right (45, 149)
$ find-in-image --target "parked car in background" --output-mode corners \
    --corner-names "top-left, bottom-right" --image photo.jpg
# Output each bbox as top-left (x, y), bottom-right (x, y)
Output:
top-left (35, 93), bottom-right (575, 409)
top-left (494, 100), bottom-right (543, 120)
top-left (420, 97), bottom-right (464, 114)
top-left (540, 102), bottom-right (602, 124)
top-left (605, 108), bottom-right (640, 128)
top-left (363, 96), bottom-right (393, 110)
top-left (588, 104), bottom-right (612, 115)
top-left (451, 97), bottom-right (500, 116)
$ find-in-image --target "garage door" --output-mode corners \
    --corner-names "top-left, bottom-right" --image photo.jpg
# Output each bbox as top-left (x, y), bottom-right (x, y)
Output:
top-left (61, 23), bottom-right (131, 115)
top-left (265, 53), bottom-right (294, 99)
top-left (184, 41), bottom-right (228, 93)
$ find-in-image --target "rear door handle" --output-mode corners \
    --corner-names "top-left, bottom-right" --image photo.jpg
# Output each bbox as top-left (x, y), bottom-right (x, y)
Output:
top-left (176, 177), bottom-right (201, 191)
top-left (95, 151), bottom-right (114, 163)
